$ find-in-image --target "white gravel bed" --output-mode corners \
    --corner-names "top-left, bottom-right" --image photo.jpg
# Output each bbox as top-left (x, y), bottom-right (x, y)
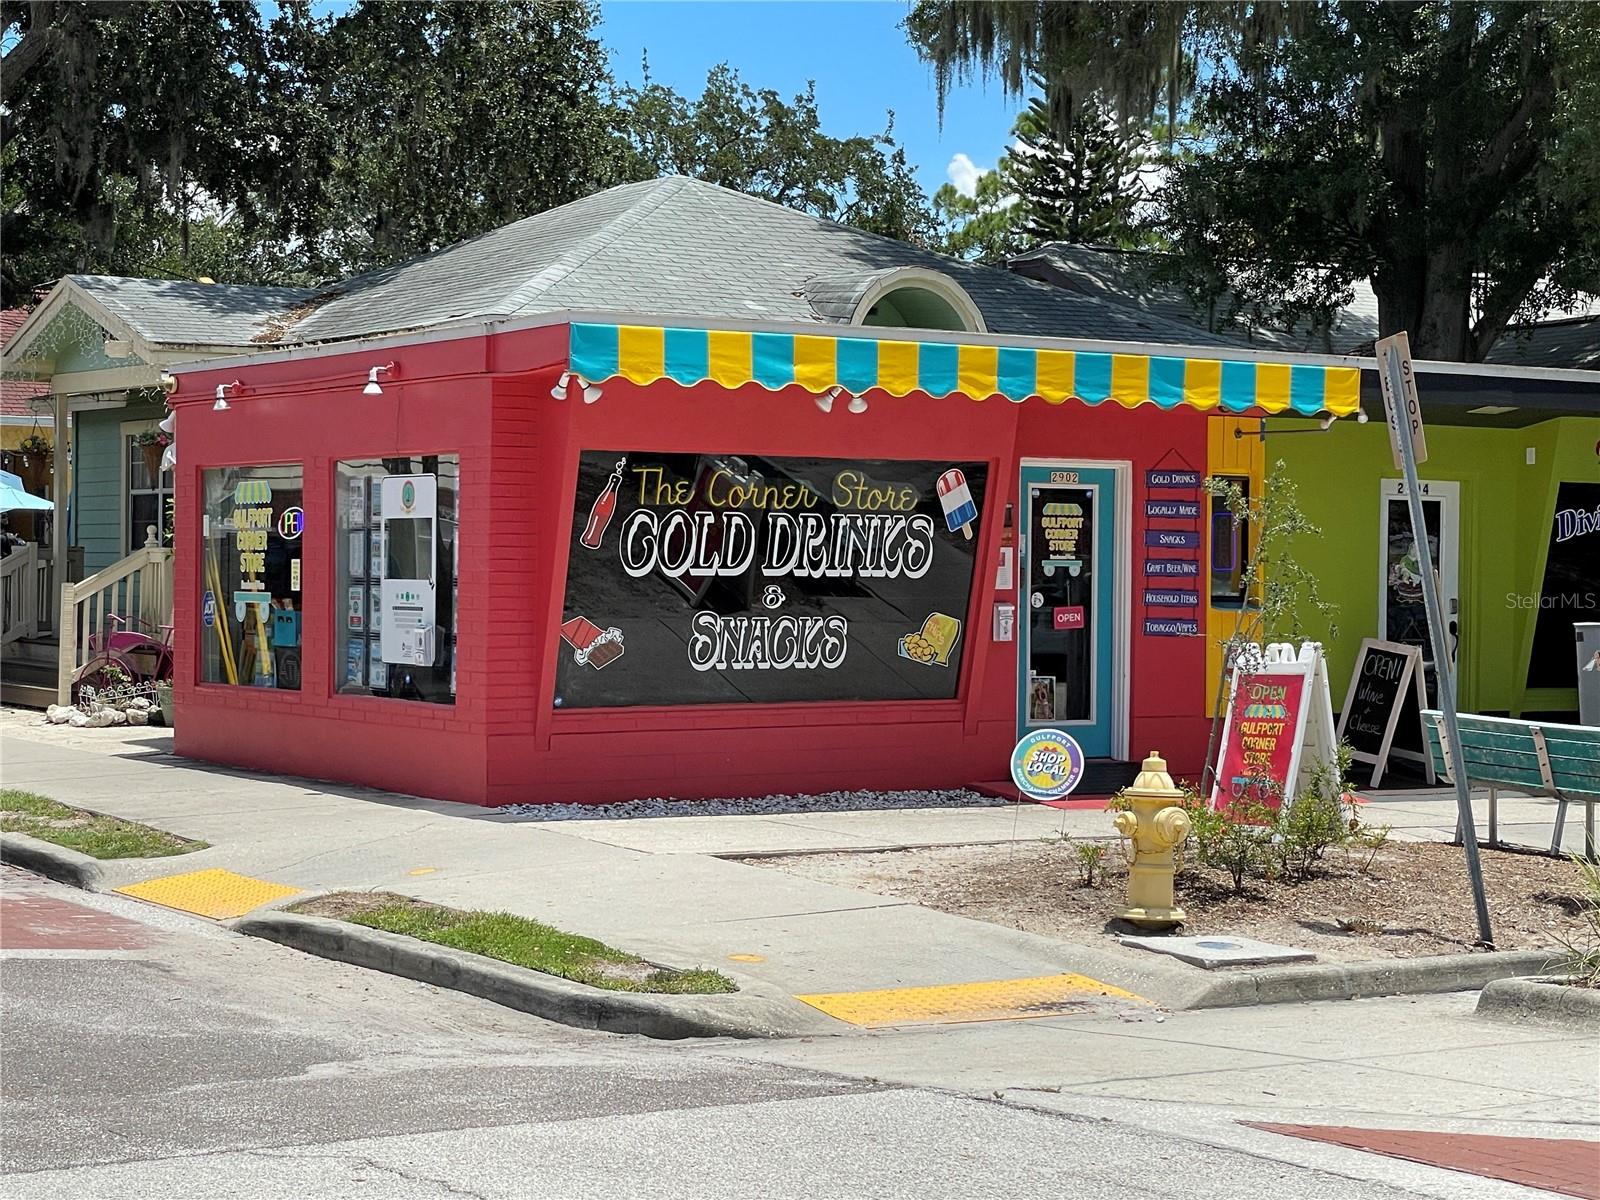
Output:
top-left (498, 787), bottom-right (1003, 822)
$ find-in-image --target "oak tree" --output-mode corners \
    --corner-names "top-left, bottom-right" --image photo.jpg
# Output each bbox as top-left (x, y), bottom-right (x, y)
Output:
top-left (906, 0), bottom-right (1600, 359)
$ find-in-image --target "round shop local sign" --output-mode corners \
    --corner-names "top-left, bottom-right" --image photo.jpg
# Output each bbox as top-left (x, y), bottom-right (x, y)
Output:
top-left (1009, 729), bottom-right (1086, 800)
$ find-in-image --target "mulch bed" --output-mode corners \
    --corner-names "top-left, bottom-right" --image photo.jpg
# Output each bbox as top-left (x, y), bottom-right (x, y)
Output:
top-left (747, 840), bottom-right (1594, 962)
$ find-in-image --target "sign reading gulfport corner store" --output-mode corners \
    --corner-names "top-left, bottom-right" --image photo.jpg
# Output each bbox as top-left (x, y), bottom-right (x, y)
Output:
top-left (1211, 641), bottom-right (1338, 817)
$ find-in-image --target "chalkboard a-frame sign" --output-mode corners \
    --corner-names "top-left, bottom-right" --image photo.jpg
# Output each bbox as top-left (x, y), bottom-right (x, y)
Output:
top-left (1336, 638), bottom-right (1434, 787)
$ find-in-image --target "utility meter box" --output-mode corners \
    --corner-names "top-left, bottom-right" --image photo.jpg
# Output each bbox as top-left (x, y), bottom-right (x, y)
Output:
top-left (1577, 623), bottom-right (1600, 728)
top-left (380, 475), bottom-right (437, 667)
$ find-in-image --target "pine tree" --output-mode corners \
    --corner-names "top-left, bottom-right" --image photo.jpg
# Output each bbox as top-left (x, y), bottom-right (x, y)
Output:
top-left (906, 0), bottom-right (1600, 360)
top-left (1007, 94), bottom-right (1145, 247)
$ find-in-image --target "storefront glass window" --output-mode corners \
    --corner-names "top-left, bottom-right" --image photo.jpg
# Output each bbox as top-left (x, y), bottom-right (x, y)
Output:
top-left (1209, 475), bottom-right (1251, 608)
top-left (200, 465), bottom-right (304, 689)
top-left (1526, 481), bottom-right (1600, 691)
top-left (335, 457), bottom-right (458, 704)
top-left (556, 452), bottom-right (988, 708)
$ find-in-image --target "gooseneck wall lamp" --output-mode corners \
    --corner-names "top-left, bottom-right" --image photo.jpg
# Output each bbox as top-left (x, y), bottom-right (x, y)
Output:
top-left (212, 380), bottom-right (241, 412)
top-left (157, 408), bottom-right (178, 472)
top-left (551, 372), bottom-right (603, 404)
top-left (363, 362), bottom-right (395, 396)
top-left (815, 386), bottom-right (869, 414)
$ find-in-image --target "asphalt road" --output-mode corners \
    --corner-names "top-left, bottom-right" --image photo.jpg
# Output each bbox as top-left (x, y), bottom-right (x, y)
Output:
top-left (0, 866), bottom-right (1584, 1199)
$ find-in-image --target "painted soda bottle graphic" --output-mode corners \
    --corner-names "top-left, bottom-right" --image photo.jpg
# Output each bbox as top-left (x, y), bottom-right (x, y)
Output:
top-left (580, 457), bottom-right (626, 550)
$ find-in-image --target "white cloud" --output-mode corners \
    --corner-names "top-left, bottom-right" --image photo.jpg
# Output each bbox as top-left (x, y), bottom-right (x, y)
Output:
top-left (946, 152), bottom-right (987, 198)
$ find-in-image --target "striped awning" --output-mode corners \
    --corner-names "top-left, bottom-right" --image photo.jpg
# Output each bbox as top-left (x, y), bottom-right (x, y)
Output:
top-left (568, 323), bottom-right (1362, 417)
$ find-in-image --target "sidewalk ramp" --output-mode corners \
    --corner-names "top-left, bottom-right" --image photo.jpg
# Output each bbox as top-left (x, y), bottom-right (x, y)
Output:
top-left (796, 972), bottom-right (1149, 1028)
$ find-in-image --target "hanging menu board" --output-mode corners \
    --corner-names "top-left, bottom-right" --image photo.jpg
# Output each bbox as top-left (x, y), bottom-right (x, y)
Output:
top-left (556, 452), bottom-right (988, 708)
top-left (1142, 466), bottom-right (1202, 637)
top-left (1336, 638), bottom-right (1433, 786)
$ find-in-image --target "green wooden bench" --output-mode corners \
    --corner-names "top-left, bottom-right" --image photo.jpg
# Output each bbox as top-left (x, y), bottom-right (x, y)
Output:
top-left (1423, 711), bottom-right (1600, 858)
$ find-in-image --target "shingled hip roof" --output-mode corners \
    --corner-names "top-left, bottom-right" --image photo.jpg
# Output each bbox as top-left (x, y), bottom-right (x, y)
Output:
top-left (68, 277), bottom-right (316, 347)
top-left (282, 176), bottom-right (1246, 347)
top-left (6, 178), bottom-right (1276, 369)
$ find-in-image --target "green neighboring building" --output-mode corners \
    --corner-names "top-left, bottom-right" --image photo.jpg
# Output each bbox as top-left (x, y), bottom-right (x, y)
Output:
top-left (1014, 245), bottom-right (1599, 723)
top-left (1269, 388), bottom-right (1597, 721)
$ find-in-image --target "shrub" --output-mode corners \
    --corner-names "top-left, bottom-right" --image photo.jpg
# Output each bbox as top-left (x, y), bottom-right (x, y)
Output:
top-left (1275, 788), bottom-right (1348, 879)
top-left (1210, 799), bottom-right (1279, 892)
top-left (1554, 855), bottom-right (1600, 987)
top-left (1073, 840), bottom-right (1110, 887)
top-left (1271, 744), bottom-right (1378, 881)
top-left (1347, 822), bottom-right (1392, 873)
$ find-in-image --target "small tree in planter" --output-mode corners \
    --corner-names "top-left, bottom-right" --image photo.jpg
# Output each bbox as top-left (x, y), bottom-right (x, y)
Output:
top-left (1200, 461), bottom-right (1340, 796)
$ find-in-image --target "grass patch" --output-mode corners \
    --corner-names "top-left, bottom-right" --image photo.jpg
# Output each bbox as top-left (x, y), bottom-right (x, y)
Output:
top-left (292, 891), bottom-right (736, 995)
top-left (0, 788), bottom-right (205, 860)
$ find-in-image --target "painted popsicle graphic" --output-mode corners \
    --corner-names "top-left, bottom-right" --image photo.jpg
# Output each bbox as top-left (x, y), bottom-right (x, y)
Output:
top-left (936, 468), bottom-right (977, 539)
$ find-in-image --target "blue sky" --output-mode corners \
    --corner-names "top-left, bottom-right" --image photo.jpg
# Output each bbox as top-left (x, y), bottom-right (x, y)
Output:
top-left (279, 0), bottom-right (1020, 199)
top-left (598, 1), bottom-right (1022, 198)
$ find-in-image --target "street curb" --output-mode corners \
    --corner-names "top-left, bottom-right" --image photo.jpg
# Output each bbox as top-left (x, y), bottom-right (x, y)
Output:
top-left (0, 831), bottom-right (104, 890)
top-left (231, 910), bottom-right (840, 1041)
top-left (1475, 975), bottom-right (1600, 1029)
top-left (1179, 949), bottom-right (1558, 1009)
top-left (720, 835), bottom-right (1121, 861)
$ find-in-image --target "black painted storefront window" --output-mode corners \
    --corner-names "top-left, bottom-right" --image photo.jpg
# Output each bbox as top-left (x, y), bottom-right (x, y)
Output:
top-left (556, 453), bottom-right (988, 708)
top-left (1527, 482), bottom-right (1600, 691)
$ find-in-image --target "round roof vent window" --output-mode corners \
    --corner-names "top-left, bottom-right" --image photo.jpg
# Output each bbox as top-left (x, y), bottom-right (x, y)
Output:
top-left (852, 268), bottom-right (985, 334)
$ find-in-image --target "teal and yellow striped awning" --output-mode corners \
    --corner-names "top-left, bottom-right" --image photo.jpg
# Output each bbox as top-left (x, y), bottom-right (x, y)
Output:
top-left (568, 323), bottom-right (1361, 417)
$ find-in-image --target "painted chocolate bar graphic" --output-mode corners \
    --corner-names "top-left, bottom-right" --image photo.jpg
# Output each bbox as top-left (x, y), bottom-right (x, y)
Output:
top-left (559, 615), bottom-right (626, 670)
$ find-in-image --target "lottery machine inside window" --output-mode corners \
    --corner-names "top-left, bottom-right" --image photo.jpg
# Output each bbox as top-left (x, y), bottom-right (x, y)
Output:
top-left (336, 457), bottom-right (458, 705)
top-left (200, 465), bottom-right (305, 690)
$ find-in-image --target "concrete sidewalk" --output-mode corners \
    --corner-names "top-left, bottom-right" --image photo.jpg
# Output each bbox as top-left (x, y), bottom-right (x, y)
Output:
top-left (0, 709), bottom-right (1581, 1021)
top-left (513, 783), bottom-right (1594, 858)
top-left (0, 714), bottom-right (1177, 1010)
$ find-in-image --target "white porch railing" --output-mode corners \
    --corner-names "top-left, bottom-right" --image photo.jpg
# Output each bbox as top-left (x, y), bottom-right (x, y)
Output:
top-left (57, 527), bottom-right (174, 704)
top-left (1, 543), bottom-right (52, 647)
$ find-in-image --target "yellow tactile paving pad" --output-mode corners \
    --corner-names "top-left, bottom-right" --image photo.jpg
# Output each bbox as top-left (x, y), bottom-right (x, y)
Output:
top-left (796, 973), bottom-right (1149, 1028)
top-left (115, 868), bottom-right (301, 920)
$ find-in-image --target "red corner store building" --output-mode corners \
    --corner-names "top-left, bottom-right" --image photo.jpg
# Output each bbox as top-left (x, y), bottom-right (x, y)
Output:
top-left (166, 180), bottom-right (1360, 806)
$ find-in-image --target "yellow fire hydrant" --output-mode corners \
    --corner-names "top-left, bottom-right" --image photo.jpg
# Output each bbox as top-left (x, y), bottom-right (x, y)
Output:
top-left (1112, 751), bottom-right (1192, 929)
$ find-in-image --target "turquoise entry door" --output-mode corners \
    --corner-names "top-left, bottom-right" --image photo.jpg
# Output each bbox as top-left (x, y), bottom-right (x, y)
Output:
top-left (1017, 464), bottom-right (1118, 756)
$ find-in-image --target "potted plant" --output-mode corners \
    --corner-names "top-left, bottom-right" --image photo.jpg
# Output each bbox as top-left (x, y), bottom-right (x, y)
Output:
top-left (133, 428), bottom-right (171, 480)
top-left (12, 431), bottom-right (51, 492)
top-left (154, 681), bottom-right (175, 728)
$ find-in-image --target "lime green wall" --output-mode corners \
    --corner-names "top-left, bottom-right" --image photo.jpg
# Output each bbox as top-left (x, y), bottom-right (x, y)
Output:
top-left (1271, 415), bottom-right (1599, 716)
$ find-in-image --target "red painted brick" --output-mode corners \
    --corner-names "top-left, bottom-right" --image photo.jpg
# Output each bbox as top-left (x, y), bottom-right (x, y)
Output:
top-left (1248, 1123), bottom-right (1600, 1200)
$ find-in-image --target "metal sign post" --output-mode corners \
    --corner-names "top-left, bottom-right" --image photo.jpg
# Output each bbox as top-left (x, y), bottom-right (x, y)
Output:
top-left (1376, 332), bottom-right (1493, 946)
